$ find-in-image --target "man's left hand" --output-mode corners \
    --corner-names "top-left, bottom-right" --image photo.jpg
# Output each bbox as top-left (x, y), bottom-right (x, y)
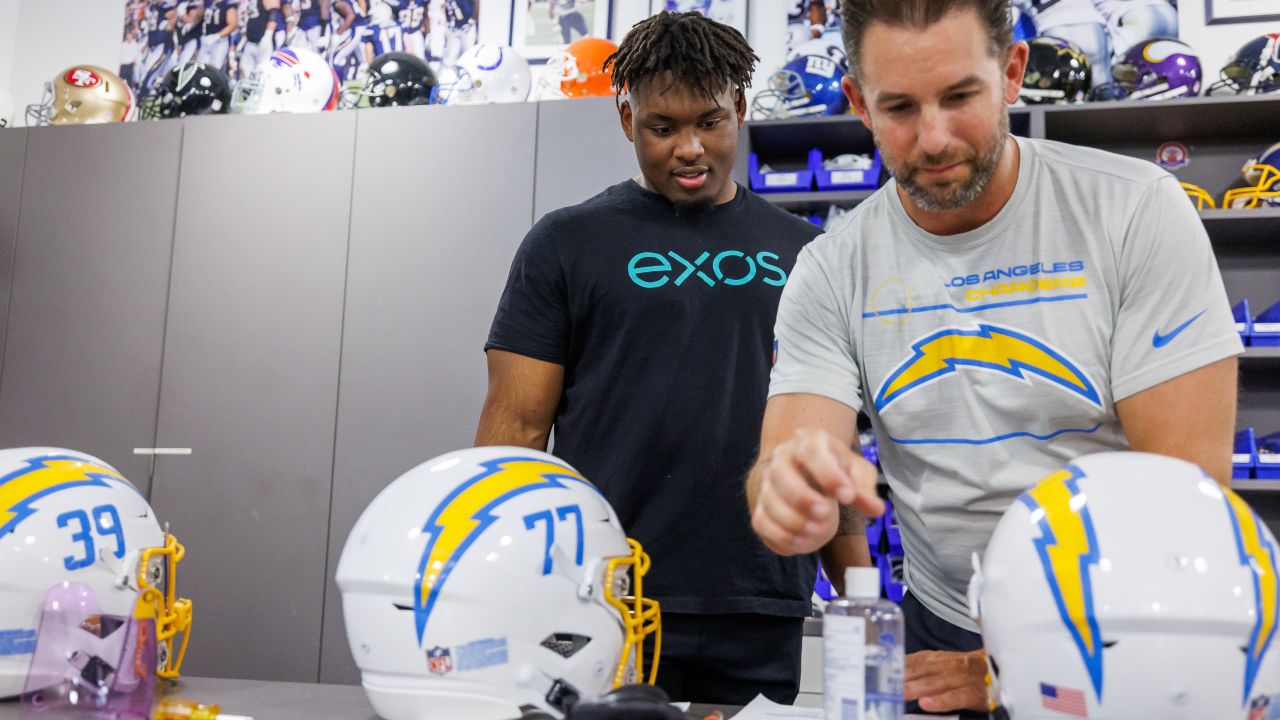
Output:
top-left (904, 649), bottom-right (990, 713)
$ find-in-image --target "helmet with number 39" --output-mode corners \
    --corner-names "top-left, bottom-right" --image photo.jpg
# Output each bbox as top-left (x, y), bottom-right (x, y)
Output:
top-left (336, 447), bottom-right (661, 720)
top-left (0, 448), bottom-right (191, 698)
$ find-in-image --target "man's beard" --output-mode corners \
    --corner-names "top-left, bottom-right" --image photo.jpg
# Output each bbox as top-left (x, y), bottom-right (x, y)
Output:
top-left (882, 113), bottom-right (1009, 212)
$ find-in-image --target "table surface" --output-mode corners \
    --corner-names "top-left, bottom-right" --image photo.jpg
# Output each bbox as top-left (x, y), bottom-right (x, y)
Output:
top-left (0, 677), bottom-right (735, 720)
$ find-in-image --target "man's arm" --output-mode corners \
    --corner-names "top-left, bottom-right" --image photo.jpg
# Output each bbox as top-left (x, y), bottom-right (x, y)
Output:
top-left (474, 349), bottom-right (564, 451)
top-left (746, 392), bottom-right (882, 558)
top-left (1115, 356), bottom-right (1238, 485)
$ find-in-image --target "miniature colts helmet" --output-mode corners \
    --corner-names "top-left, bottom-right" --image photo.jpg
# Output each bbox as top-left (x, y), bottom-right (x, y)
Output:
top-left (970, 452), bottom-right (1280, 719)
top-left (25, 66), bottom-right (136, 126)
top-left (440, 44), bottom-right (532, 105)
top-left (0, 448), bottom-right (191, 697)
top-left (336, 447), bottom-right (661, 720)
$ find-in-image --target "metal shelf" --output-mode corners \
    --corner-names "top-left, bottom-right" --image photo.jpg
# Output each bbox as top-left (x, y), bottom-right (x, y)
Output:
top-left (1201, 208), bottom-right (1280, 249)
top-left (1244, 347), bottom-right (1280, 360)
top-left (761, 188), bottom-right (877, 214)
top-left (1232, 480), bottom-right (1280, 492)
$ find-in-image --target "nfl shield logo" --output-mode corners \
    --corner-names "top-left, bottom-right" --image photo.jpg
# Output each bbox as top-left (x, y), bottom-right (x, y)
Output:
top-left (1248, 694), bottom-right (1269, 720)
top-left (426, 646), bottom-right (453, 675)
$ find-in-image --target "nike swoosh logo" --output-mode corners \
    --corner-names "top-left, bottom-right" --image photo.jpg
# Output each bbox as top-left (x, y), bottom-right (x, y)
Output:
top-left (1152, 310), bottom-right (1206, 348)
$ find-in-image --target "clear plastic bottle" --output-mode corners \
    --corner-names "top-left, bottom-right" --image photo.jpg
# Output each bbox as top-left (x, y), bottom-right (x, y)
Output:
top-left (823, 566), bottom-right (904, 720)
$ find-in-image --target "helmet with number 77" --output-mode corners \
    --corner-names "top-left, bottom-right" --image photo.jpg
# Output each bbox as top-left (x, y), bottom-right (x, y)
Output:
top-left (0, 447), bottom-right (192, 698)
top-left (969, 452), bottom-right (1280, 719)
top-left (336, 446), bottom-right (662, 720)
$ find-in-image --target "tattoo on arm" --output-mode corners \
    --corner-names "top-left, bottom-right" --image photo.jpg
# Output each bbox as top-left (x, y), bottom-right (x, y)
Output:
top-left (835, 503), bottom-right (864, 537)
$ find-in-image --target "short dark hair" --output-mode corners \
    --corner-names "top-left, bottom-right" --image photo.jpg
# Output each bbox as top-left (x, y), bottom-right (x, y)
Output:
top-left (840, 0), bottom-right (1013, 79)
top-left (604, 11), bottom-right (759, 103)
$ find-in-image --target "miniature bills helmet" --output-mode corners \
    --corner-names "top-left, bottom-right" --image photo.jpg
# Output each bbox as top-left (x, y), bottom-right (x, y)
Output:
top-left (232, 47), bottom-right (341, 114)
top-left (0, 448), bottom-right (191, 697)
top-left (336, 447), bottom-right (661, 720)
top-left (970, 452), bottom-right (1280, 719)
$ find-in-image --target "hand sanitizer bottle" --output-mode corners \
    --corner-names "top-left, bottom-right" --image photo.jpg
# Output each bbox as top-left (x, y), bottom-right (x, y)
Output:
top-left (823, 566), bottom-right (904, 720)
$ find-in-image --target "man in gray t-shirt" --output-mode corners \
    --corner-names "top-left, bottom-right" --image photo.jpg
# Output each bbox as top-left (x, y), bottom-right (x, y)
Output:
top-left (745, 0), bottom-right (1242, 715)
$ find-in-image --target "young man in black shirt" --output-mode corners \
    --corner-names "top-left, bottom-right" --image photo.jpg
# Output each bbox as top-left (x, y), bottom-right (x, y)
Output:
top-left (477, 11), bottom-right (868, 703)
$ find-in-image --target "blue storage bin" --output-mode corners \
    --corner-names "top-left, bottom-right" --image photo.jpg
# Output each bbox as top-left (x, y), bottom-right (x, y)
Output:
top-left (878, 554), bottom-right (905, 603)
top-left (748, 152), bottom-right (813, 193)
top-left (1234, 428), bottom-right (1257, 480)
top-left (1253, 300), bottom-right (1280, 347)
top-left (809, 147), bottom-right (882, 191)
top-left (814, 565), bottom-right (838, 601)
top-left (1234, 300), bottom-right (1253, 346)
top-left (1257, 431), bottom-right (1280, 480)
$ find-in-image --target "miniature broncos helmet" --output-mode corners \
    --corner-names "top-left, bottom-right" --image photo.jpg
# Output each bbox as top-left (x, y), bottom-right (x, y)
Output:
top-left (750, 41), bottom-right (849, 120)
top-left (441, 44), bottom-right (532, 105)
top-left (140, 62), bottom-right (232, 119)
top-left (1019, 36), bottom-right (1091, 104)
top-left (25, 66), bottom-right (135, 126)
top-left (538, 37), bottom-right (618, 99)
top-left (359, 52), bottom-right (439, 108)
top-left (1208, 33), bottom-right (1280, 96)
top-left (1224, 142), bottom-right (1280, 210)
top-left (233, 47), bottom-right (341, 114)
top-left (336, 447), bottom-right (661, 720)
top-left (969, 452), bottom-right (1280, 719)
top-left (0, 448), bottom-right (192, 698)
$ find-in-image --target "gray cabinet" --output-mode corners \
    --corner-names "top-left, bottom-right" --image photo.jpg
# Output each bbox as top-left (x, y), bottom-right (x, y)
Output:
top-left (533, 97), bottom-right (637, 222)
top-left (148, 112), bottom-right (354, 682)
top-left (0, 129), bottom-right (26, 381)
top-left (0, 123), bottom-right (181, 489)
top-left (317, 103), bottom-right (538, 684)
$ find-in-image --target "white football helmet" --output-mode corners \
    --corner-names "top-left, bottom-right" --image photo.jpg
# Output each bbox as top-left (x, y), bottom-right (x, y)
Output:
top-left (336, 447), bottom-right (661, 720)
top-left (0, 448), bottom-right (192, 698)
top-left (970, 452), bottom-right (1280, 719)
top-left (0, 88), bottom-right (14, 128)
top-left (440, 45), bottom-right (532, 105)
top-left (232, 46), bottom-right (341, 114)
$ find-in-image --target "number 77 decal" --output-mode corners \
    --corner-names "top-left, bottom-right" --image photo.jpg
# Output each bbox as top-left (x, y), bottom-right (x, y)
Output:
top-left (523, 504), bottom-right (584, 575)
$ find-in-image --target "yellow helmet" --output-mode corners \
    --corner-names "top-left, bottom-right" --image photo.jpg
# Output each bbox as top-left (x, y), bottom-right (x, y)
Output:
top-left (25, 66), bottom-right (135, 126)
top-left (1180, 182), bottom-right (1216, 211)
top-left (1223, 142), bottom-right (1280, 209)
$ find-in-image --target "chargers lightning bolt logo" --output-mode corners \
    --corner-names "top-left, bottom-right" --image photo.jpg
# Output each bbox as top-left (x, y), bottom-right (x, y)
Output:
top-left (0, 455), bottom-right (125, 536)
top-left (1019, 465), bottom-right (1105, 701)
top-left (1223, 488), bottom-right (1279, 706)
top-left (413, 456), bottom-right (597, 645)
top-left (875, 323), bottom-right (1100, 411)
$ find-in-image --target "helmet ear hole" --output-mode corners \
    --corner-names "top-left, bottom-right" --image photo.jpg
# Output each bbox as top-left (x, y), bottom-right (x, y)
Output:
top-left (540, 633), bottom-right (592, 658)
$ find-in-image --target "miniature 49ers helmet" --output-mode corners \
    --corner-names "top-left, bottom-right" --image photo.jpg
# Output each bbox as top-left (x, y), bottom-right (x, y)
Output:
top-left (0, 448), bottom-right (192, 697)
top-left (969, 452), bottom-right (1280, 719)
top-left (25, 66), bottom-right (135, 126)
top-left (336, 447), bottom-right (661, 720)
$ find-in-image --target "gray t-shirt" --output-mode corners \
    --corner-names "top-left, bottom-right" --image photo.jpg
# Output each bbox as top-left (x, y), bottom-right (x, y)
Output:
top-left (770, 136), bottom-right (1243, 631)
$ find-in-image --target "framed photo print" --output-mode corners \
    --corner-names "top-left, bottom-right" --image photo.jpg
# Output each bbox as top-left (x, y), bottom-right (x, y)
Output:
top-left (1205, 0), bottom-right (1280, 25)
top-left (513, 0), bottom-right (614, 60)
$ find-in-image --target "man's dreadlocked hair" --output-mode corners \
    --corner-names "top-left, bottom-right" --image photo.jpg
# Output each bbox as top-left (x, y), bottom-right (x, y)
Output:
top-left (604, 11), bottom-right (759, 103)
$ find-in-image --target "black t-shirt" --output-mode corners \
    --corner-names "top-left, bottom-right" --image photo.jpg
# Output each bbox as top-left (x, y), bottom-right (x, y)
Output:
top-left (486, 180), bottom-right (821, 616)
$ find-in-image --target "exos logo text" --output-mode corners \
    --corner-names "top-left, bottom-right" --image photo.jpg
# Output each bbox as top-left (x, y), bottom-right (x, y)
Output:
top-left (627, 250), bottom-right (788, 289)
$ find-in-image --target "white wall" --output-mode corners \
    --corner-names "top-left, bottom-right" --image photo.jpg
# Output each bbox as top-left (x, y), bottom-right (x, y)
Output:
top-left (3, 0), bottom-right (128, 127)
top-left (1178, 2), bottom-right (1280, 84)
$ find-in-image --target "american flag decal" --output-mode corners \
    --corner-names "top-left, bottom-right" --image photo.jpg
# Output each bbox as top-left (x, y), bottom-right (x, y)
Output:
top-left (1040, 682), bottom-right (1088, 717)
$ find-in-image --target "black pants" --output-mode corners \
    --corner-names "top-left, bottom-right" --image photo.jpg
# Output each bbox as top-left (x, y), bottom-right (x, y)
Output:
top-left (647, 612), bottom-right (804, 705)
top-left (903, 592), bottom-right (989, 719)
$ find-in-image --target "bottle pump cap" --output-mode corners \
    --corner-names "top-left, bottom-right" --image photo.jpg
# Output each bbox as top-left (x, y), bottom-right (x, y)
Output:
top-left (845, 566), bottom-right (881, 599)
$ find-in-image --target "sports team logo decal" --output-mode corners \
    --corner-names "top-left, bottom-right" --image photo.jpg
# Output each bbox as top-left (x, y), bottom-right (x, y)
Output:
top-left (65, 68), bottom-right (101, 88)
top-left (1157, 141), bottom-right (1189, 170)
top-left (1223, 489), bottom-right (1279, 707)
top-left (426, 646), bottom-right (453, 675)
